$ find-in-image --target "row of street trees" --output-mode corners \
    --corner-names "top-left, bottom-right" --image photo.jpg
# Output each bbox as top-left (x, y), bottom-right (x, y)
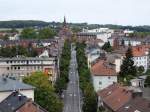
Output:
top-left (20, 27), bottom-right (56, 39)
top-left (76, 42), bottom-right (98, 112)
top-left (55, 40), bottom-right (71, 95)
top-left (23, 72), bottom-right (63, 112)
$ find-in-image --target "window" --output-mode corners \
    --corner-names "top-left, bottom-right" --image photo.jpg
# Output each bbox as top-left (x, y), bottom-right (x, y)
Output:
top-left (7, 67), bottom-right (9, 70)
top-left (99, 81), bottom-right (102, 85)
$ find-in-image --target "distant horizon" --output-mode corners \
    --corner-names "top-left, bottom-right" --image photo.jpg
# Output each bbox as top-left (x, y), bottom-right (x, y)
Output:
top-left (0, 19), bottom-right (149, 27)
top-left (0, 0), bottom-right (150, 26)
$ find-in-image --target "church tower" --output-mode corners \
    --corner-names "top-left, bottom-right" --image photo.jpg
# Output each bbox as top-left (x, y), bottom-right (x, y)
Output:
top-left (63, 16), bottom-right (67, 27)
top-left (58, 16), bottom-right (72, 40)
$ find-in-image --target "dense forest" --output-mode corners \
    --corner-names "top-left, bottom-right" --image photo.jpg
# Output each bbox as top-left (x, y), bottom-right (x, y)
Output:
top-left (1, 20), bottom-right (150, 32)
top-left (0, 20), bottom-right (49, 28)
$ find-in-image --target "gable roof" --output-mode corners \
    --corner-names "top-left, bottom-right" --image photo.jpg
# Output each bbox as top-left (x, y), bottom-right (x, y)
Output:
top-left (0, 91), bottom-right (48, 112)
top-left (98, 83), bottom-right (132, 111)
top-left (117, 97), bottom-right (150, 112)
top-left (91, 60), bottom-right (117, 76)
top-left (0, 91), bottom-right (28, 112)
top-left (0, 77), bottom-right (35, 92)
top-left (132, 46), bottom-right (149, 57)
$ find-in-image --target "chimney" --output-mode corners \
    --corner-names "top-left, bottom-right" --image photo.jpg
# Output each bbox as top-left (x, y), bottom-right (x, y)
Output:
top-left (18, 94), bottom-right (22, 101)
top-left (138, 47), bottom-right (140, 51)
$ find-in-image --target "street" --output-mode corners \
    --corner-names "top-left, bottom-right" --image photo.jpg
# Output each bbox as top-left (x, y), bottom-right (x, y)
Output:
top-left (63, 44), bottom-right (81, 112)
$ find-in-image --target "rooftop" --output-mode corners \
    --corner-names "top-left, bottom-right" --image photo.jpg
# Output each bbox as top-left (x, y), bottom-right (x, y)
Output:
top-left (0, 91), bottom-right (28, 112)
top-left (117, 97), bottom-right (150, 112)
top-left (132, 46), bottom-right (149, 57)
top-left (0, 91), bottom-right (47, 112)
top-left (0, 77), bottom-right (35, 92)
top-left (98, 83), bottom-right (132, 111)
top-left (91, 60), bottom-right (117, 76)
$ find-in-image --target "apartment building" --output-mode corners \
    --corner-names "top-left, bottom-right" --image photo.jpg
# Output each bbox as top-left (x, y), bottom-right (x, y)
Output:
top-left (132, 46), bottom-right (149, 72)
top-left (0, 57), bottom-right (57, 83)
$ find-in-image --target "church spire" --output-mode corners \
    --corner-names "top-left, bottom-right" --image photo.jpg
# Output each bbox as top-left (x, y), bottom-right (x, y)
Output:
top-left (63, 16), bottom-right (66, 27)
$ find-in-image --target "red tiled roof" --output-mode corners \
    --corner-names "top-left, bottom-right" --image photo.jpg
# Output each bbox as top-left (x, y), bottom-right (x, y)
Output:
top-left (132, 46), bottom-right (149, 57)
top-left (91, 60), bottom-right (117, 76)
top-left (98, 83), bottom-right (132, 111)
top-left (18, 100), bottom-right (48, 112)
top-left (117, 97), bottom-right (150, 112)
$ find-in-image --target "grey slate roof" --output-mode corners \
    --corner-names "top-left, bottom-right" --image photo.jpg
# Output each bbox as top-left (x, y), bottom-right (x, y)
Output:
top-left (0, 91), bottom-right (48, 112)
top-left (0, 91), bottom-right (28, 112)
top-left (0, 77), bottom-right (35, 92)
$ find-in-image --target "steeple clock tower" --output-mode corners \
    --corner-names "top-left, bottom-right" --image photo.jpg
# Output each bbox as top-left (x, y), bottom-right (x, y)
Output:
top-left (58, 16), bottom-right (72, 40)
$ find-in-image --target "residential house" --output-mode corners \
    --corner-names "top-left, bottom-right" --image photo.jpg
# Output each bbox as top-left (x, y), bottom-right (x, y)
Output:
top-left (106, 53), bottom-right (123, 73)
top-left (117, 97), bottom-right (150, 112)
top-left (86, 46), bottom-right (105, 68)
top-left (97, 83), bottom-right (150, 112)
top-left (0, 77), bottom-right (34, 102)
top-left (91, 60), bottom-right (117, 92)
top-left (0, 91), bottom-right (48, 112)
top-left (130, 75), bottom-right (147, 88)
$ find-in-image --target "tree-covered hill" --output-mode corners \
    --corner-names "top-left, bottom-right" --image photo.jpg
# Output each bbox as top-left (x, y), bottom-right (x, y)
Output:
top-left (1, 20), bottom-right (150, 32)
top-left (0, 20), bottom-right (49, 28)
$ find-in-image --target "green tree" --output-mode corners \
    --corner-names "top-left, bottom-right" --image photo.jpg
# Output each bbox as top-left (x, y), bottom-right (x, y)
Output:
top-left (82, 83), bottom-right (97, 112)
top-left (10, 28), bottom-right (19, 33)
top-left (137, 66), bottom-right (145, 75)
top-left (145, 76), bottom-right (150, 87)
top-left (102, 41), bottom-right (112, 52)
top-left (20, 28), bottom-right (37, 39)
top-left (55, 41), bottom-right (71, 95)
top-left (38, 28), bottom-right (56, 39)
top-left (76, 42), bottom-right (98, 112)
top-left (23, 72), bottom-right (63, 112)
top-left (119, 47), bottom-right (137, 84)
top-left (0, 46), bottom-right (38, 57)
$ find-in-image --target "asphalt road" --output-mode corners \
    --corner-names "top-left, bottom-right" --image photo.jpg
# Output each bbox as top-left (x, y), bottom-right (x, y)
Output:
top-left (63, 44), bottom-right (81, 112)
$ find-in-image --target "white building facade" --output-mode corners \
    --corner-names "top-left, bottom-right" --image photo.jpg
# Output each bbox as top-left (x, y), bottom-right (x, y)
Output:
top-left (0, 57), bottom-right (58, 83)
top-left (91, 60), bottom-right (118, 92)
top-left (92, 75), bottom-right (117, 92)
top-left (132, 47), bottom-right (149, 72)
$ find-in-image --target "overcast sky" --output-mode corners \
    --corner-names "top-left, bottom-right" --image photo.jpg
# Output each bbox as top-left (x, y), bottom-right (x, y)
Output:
top-left (0, 0), bottom-right (150, 25)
